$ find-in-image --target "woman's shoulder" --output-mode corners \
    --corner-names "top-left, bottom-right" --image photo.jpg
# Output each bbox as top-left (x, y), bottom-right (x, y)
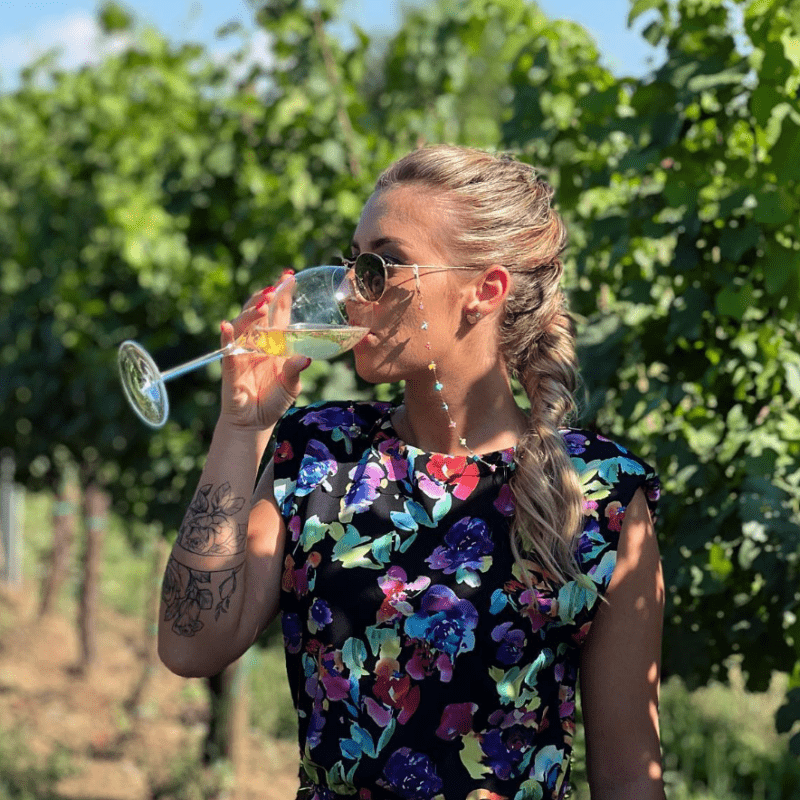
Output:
top-left (560, 427), bottom-right (660, 517)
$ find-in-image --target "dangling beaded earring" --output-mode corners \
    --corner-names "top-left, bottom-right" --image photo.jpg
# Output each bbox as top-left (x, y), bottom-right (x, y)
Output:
top-left (413, 265), bottom-right (498, 473)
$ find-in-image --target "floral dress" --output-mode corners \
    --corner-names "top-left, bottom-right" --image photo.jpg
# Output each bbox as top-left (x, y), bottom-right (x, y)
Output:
top-left (272, 401), bottom-right (660, 800)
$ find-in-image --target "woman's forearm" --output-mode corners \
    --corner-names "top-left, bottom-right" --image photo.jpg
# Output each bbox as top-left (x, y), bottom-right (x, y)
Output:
top-left (589, 777), bottom-right (665, 800)
top-left (158, 419), bottom-right (273, 677)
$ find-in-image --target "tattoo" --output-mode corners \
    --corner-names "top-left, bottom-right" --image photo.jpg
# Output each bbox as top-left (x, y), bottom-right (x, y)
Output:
top-left (162, 555), bottom-right (242, 637)
top-left (177, 483), bottom-right (247, 555)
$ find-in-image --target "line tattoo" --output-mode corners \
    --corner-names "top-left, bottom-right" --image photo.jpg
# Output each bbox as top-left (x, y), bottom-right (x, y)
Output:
top-left (177, 483), bottom-right (247, 556)
top-left (162, 555), bottom-right (242, 637)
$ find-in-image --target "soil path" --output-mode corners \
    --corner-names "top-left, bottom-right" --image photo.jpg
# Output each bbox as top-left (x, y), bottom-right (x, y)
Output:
top-left (0, 583), bottom-right (299, 800)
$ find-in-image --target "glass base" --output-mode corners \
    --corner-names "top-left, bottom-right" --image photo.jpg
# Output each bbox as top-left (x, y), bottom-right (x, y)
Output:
top-left (118, 340), bottom-right (169, 428)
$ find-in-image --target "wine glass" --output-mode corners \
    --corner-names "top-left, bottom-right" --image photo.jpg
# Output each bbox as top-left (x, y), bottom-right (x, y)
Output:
top-left (118, 265), bottom-right (368, 429)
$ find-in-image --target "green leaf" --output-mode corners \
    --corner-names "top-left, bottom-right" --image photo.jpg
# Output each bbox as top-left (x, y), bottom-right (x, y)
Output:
top-left (715, 284), bottom-right (755, 320)
top-left (752, 188), bottom-right (796, 224)
top-left (746, 0), bottom-right (781, 19)
top-left (776, 687), bottom-right (800, 733)
top-left (687, 66), bottom-right (748, 92)
top-left (708, 543), bottom-right (733, 579)
top-left (98, 2), bottom-right (133, 33)
top-left (786, 363), bottom-right (800, 401)
top-left (770, 117), bottom-right (800, 182)
top-left (762, 243), bottom-right (800, 295)
top-left (628, 0), bottom-right (666, 26)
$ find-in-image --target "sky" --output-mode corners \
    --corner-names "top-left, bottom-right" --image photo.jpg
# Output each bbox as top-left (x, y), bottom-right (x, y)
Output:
top-left (0, 1), bottom-right (662, 88)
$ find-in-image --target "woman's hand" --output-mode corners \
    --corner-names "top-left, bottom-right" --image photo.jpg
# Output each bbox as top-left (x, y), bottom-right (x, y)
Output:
top-left (218, 276), bottom-right (311, 431)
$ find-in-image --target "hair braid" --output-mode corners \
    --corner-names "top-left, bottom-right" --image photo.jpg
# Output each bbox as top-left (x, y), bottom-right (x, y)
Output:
top-left (376, 144), bottom-right (585, 586)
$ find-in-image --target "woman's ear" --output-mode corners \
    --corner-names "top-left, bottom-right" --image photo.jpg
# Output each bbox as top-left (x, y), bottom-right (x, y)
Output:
top-left (471, 265), bottom-right (511, 314)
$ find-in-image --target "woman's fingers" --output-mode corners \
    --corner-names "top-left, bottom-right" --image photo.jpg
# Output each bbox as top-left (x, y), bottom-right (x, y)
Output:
top-left (278, 354), bottom-right (313, 399)
top-left (270, 275), bottom-right (295, 332)
top-left (220, 320), bottom-right (235, 347)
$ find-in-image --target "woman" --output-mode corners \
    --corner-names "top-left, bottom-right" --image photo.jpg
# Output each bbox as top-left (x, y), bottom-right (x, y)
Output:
top-left (159, 145), bottom-right (665, 800)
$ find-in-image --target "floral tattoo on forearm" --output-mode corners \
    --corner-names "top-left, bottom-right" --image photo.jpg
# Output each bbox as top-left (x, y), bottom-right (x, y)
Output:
top-left (177, 482), bottom-right (247, 555)
top-left (163, 482), bottom-right (248, 636)
top-left (162, 556), bottom-right (241, 636)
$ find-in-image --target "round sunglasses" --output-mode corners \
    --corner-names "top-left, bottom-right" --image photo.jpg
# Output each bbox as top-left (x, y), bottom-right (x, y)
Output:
top-left (341, 252), bottom-right (478, 303)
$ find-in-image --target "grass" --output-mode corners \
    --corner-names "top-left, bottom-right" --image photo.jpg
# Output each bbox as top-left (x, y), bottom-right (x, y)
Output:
top-left (0, 728), bottom-right (74, 800)
top-left (12, 489), bottom-right (800, 799)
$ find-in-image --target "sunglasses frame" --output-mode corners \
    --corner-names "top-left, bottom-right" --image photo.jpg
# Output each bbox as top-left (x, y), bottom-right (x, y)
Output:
top-left (342, 252), bottom-right (480, 303)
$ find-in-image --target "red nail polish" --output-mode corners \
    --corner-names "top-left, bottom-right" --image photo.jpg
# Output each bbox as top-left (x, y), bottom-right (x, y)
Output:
top-left (220, 321), bottom-right (227, 332)
top-left (282, 269), bottom-right (295, 276)
top-left (256, 298), bottom-right (267, 310)
top-left (300, 357), bottom-right (312, 371)
top-left (261, 285), bottom-right (274, 295)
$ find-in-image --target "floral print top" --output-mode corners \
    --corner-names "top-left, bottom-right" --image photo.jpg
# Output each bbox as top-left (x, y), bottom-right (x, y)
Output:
top-left (272, 401), bottom-right (660, 800)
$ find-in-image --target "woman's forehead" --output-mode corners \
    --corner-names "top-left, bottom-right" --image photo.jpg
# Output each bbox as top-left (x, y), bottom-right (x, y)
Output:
top-left (355, 185), bottom-right (457, 256)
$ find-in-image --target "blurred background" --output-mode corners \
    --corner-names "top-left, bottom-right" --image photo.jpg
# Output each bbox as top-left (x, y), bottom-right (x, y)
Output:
top-left (0, 0), bottom-right (799, 798)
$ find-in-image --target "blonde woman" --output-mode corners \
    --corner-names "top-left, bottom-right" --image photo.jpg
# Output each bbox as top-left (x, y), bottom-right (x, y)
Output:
top-left (159, 145), bottom-right (665, 800)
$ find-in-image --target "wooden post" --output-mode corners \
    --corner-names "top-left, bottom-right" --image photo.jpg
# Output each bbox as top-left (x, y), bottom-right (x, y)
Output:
top-left (124, 535), bottom-right (168, 716)
top-left (0, 449), bottom-right (23, 589)
top-left (40, 464), bottom-right (79, 616)
top-left (78, 482), bottom-right (109, 671)
top-left (202, 651), bottom-right (251, 771)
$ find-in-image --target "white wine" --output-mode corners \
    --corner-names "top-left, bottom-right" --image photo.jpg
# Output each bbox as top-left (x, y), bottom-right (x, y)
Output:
top-left (235, 324), bottom-right (369, 361)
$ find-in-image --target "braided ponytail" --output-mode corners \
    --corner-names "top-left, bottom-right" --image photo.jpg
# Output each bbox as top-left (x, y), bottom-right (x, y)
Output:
top-left (376, 145), bottom-right (585, 586)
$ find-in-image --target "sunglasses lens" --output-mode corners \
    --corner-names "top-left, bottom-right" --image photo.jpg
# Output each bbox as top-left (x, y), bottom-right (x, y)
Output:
top-left (354, 253), bottom-right (386, 302)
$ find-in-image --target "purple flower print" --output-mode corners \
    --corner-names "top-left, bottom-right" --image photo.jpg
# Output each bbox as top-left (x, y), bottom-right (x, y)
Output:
top-left (376, 438), bottom-right (411, 483)
top-left (382, 748), bottom-right (443, 800)
top-left (318, 650), bottom-right (351, 702)
top-left (416, 473), bottom-right (447, 500)
top-left (575, 518), bottom-right (601, 566)
top-left (435, 702), bottom-right (477, 740)
top-left (281, 612), bottom-right (302, 654)
top-left (425, 517), bottom-right (494, 580)
top-left (302, 404), bottom-right (366, 432)
top-left (341, 461), bottom-right (385, 515)
top-left (296, 440), bottom-right (337, 497)
top-left (562, 432), bottom-right (589, 455)
top-left (493, 484), bottom-right (515, 517)
top-left (377, 567), bottom-right (430, 623)
top-left (309, 598), bottom-right (333, 633)
top-left (491, 622), bottom-right (526, 665)
top-left (404, 586), bottom-right (479, 658)
top-left (480, 724), bottom-right (536, 781)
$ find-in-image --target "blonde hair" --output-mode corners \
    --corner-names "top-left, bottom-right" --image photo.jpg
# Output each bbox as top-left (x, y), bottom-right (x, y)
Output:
top-left (376, 145), bottom-right (584, 587)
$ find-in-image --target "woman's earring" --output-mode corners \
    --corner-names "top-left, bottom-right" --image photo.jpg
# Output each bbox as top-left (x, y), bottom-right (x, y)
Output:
top-left (465, 308), bottom-right (482, 325)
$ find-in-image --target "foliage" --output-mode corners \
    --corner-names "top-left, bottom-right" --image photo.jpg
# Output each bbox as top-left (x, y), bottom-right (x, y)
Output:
top-left (548, 0), bottom-right (800, 699)
top-left (1, 0), bottom-right (799, 746)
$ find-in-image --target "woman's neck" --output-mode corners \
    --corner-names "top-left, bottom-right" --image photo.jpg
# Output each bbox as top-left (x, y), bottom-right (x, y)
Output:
top-left (395, 367), bottom-right (527, 456)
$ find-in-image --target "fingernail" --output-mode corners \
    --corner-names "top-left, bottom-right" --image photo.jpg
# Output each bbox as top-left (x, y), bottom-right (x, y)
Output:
top-left (220, 321), bottom-right (227, 332)
top-left (299, 357), bottom-right (312, 371)
top-left (282, 269), bottom-right (295, 276)
top-left (256, 298), bottom-right (267, 310)
top-left (261, 286), bottom-right (274, 295)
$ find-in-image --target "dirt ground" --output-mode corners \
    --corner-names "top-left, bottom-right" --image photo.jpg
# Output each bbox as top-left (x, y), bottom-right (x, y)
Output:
top-left (0, 582), bottom-right (300, 800)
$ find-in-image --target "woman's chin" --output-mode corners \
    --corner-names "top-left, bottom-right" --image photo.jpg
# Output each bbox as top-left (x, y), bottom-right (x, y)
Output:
top-left (352, 348), bottom-right (400, 386)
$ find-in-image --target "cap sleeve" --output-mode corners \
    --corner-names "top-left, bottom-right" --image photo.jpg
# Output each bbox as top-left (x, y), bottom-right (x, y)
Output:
top-left (563, 429), bottom-right (660, 595)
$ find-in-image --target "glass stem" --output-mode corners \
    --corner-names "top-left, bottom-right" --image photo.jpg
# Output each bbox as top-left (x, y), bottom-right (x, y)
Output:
top-left (160, 344), bottom-right (235, 383)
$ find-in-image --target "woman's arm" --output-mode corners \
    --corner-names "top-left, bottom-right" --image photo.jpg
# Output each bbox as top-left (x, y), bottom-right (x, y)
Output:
top-left (157, 425), bottom-right (287, 677)
top-left (157, 281), bottom-right (305, 678)
top-left (579, 488), bottom-right (666, 800)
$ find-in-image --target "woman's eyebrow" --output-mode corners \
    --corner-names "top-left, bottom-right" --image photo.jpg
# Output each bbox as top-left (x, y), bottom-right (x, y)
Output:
top-left (350, 236), bottom-right (410, 252)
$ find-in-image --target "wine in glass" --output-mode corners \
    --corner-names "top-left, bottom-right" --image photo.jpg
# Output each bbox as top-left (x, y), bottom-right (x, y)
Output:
top-left (118, 265), bottom-right (368, 429)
